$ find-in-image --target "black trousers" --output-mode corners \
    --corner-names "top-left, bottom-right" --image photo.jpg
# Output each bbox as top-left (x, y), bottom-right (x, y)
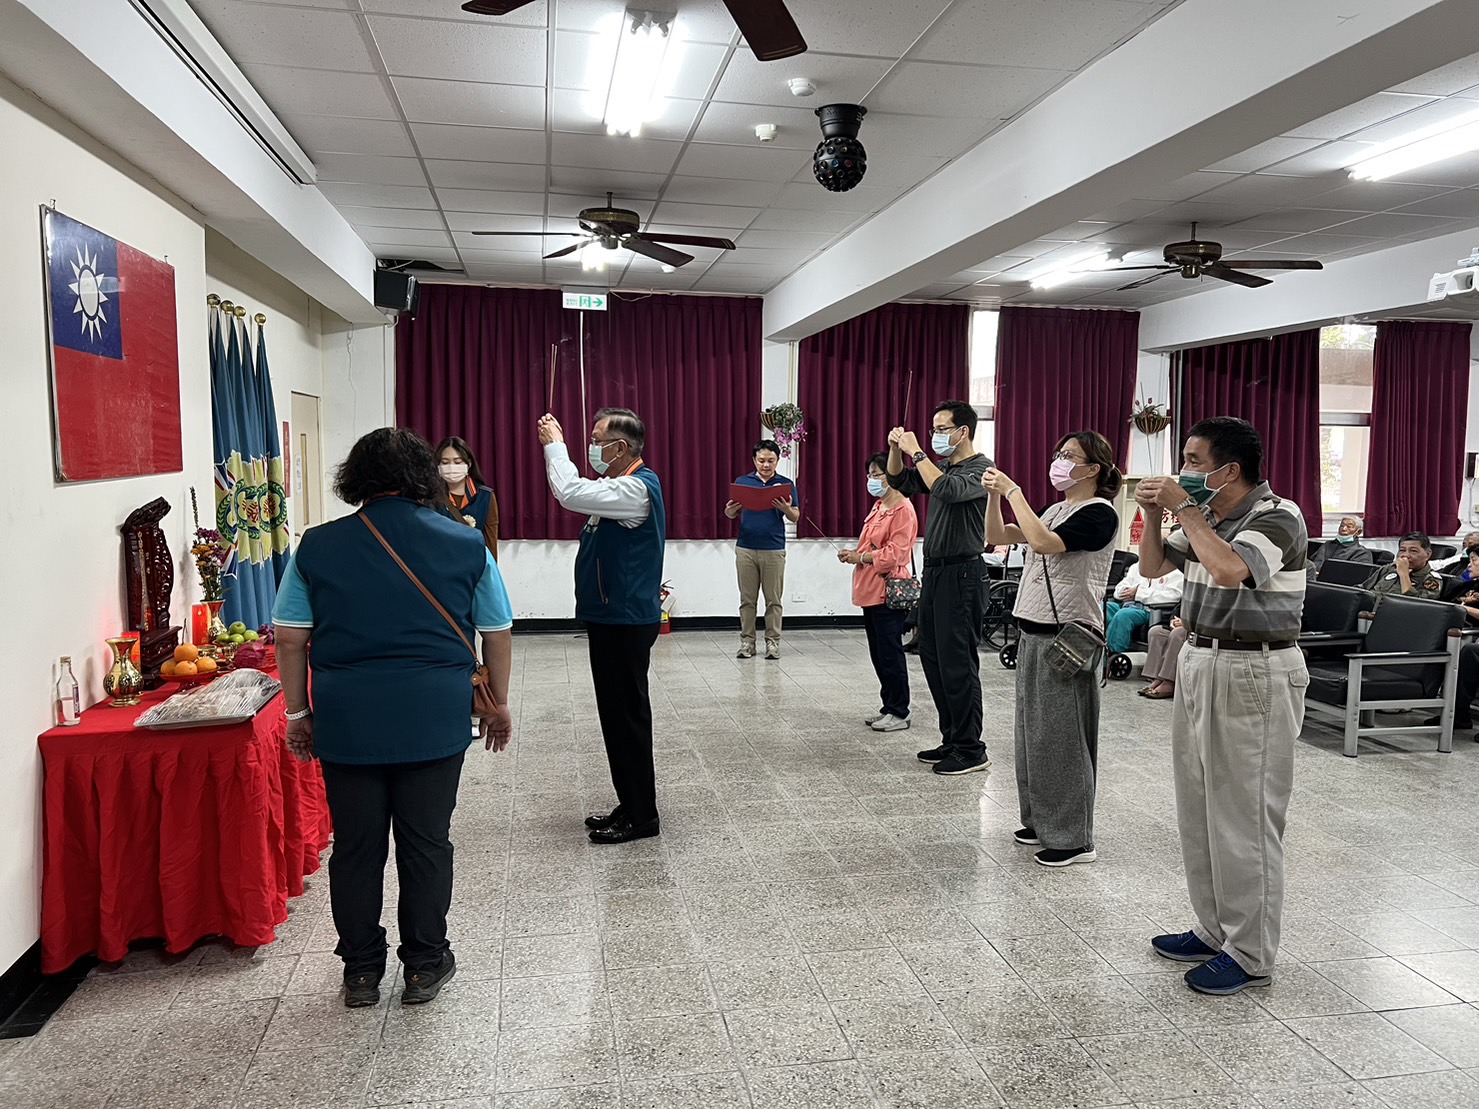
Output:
top-left (319, 750), bottom-right (464, 977)
top-left (862, 604), bottom-right (911, 719)
top-left (587, 622), bottom-right (662, 823)
top-left (918, 560), bottom-right (989, 761)
top-left (1456, 643), bottom-right (1479, 723)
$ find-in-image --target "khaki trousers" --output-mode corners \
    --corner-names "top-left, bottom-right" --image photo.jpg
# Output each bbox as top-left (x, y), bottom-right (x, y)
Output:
top-left (1171, 642), bottom-right (1308, 977)
top-left (737, 547), bottom-right (786, 647)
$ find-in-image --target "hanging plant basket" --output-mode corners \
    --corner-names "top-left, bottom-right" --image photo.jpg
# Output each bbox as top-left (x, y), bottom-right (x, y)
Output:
top-left (1133, 410), bottom-right (1172, 436)
top-left (760, 411), bottom-right (776, 430)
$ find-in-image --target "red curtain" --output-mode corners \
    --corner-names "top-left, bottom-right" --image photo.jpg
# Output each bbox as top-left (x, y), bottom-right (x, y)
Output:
top-left (798, 302), bottom-right (970, 536)
top-left (1175, 329), bottom-right (1322, 532)
top-left (1365, 320), bottom-right (1472, 537)
top-left (994, 307), bottom-right (1139, 510)
top-left (395, 285), bottom-right (762, 540)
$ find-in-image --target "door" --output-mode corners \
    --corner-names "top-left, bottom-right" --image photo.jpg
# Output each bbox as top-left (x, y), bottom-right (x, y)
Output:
top-left (288, 392), bottom-right (324, 533)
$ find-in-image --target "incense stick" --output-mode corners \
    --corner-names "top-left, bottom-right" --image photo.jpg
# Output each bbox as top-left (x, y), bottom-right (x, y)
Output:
top-left (548, 343), bottom-right (559, 410)
top-left (902, 368), bottom-right (915, 425)
top-left (805, 516), bottom-right (841, 551)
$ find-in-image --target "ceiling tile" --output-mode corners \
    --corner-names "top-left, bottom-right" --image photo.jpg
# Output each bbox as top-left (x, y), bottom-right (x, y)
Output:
top-left (368, 16), bottom-right (546, 85)
top-left (338, 205), bottom-right (447, 230)
top-left (318, 182), bottom-right (437, 208)
top-left (1231, 236), bottom-right (1372, 256)
top-left (1143, 201), bottom-right (1271, 226)
top-left (548, 193), bottom-right (653, 220)
top-left (1380, 148), bottom-right (1479, 188)
top-left (724, 247), bottom-right (815, 267)
top-left (664, 42), bottom-right (733, 101)
top-left (460, 264), bottom-right (549, 282)
top-left (550, 133), bottom-right (685, 175)
top-left (191, 2), bottom-right (376, 72)
top-left (423, 160), bottom-right (547, 191)
top-left (1286, 92), bottom-right (1439, 141)
top-left (1390, 53), bottom-right (1479, 97)
top-left (436, 188), bottom-right (548, 214)
top-left (547, 166), bottom-right (670, 198)
top-left (1319, 211), bottom-right (1466, 238)
top-left (393, 78), bottom-right (546, 127)
top-left (1130, 171), bottom-right (1237, 202)
top-left (553, 30), bottom-right (605, 91)
top-left (444, 212), bottom-right (548, 234)
top-left (692, 102), bottom-right (820, 149)
top-left (737, 229), bottom-right (837, 251)
top-left (771, 181), bottom-right (898, 212)
top-left (1227, 207), bottom-right (1364, 233)
top-left (315, 153), bottom-right (426, 186)
top-left (362, 228), bottom-right (454, 250)
top-left (549, 89), bottom-right (703, 143)
top-left (1348, 99), bottom-right (1479, 145)
top-left (676, 142), bottom-right (809, 182)
top-left (912, 0), bottom-right (1164, 70)
top-left (454, 233), bottom-right (552, 253)
top-left (1085, 199), bottom-right (1167, 224)
top-left (241, 65), bottom-right (399, 120)
top-left (1302, 181), bottom-right (1457, 213)
top-left (859, 113), bottom-right (996, 162)
top-left (360, 0), bottom-right (547, 25)
top-left (648, 201), bottom-right (761, 227)
top-left (710, 51), bottom-right (892, 110)
top-left (1394, 188), bottom-right (1479, 219)
top-left (556, 0), bottom-right (737, 46)
top-left (747, 207), bottom-right (861, 233)
top-left (1204, 137), bottom-right (1326, 175)
top-left (288, 116), bottom-right (415, 157)
top-left (783, 0), bottom-right (951, 55)
top-left (409, 124), bottom-right (547, 163)
top-left (1261, 139), bottom-right (1379, 177)
top-left (1194, 173), bottom-right (1343, 206)
top-left (659, 177), bottom-right (786, 207)
top-left (868, 62), bottom-right (1068, 119)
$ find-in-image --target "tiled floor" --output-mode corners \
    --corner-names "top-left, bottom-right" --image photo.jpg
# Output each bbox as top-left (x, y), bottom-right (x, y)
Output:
top-left (5, 628), bottom-right (1479, 1109)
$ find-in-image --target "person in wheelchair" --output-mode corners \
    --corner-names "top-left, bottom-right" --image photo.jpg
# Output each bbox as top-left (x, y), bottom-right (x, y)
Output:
top-left (1106, 562), bottom-right (1184, 654)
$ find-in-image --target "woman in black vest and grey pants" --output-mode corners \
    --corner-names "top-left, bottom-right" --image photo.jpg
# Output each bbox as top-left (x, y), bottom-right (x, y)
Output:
top-left (983, 431), bottom-right (1120, 868)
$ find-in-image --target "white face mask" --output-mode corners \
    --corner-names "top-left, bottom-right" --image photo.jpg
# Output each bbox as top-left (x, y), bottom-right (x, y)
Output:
top-left (439, 463), bottom-right (469, 484)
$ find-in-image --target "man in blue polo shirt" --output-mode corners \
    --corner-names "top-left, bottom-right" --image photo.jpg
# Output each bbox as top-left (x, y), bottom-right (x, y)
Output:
top-left (724, 439), bottom-right (800, 660)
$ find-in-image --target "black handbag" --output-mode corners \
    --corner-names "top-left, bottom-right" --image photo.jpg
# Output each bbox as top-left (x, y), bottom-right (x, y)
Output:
top-left (1041, 555), bottom-right (1109, 680)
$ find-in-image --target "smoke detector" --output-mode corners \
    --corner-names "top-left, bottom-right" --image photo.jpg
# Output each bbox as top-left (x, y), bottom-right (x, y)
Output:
top-left (788, 77), bottom-right (816, 97)
top-left (755, 123), bottom-right (778, 142)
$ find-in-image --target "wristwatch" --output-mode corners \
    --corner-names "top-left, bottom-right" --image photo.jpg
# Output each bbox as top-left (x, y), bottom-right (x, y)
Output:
top-left (912, 451), bottom-right (927, 464)
top-left (285, 706), bottom-right (313, 721)
top-left (1171, 497), bottom-right (1197, 515)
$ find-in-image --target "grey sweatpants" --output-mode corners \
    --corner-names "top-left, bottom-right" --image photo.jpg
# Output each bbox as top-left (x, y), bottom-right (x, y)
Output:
top-left (1014, 629), bottom-right (1101, 851)
top-left (1172, 643), bottom-right (1308, 977)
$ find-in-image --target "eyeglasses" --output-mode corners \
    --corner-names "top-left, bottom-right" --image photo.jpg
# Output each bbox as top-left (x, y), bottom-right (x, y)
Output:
top-left (931, 425), bottom-right (957, 435)
top-left (1050, 450), bottom-right (1085, 463)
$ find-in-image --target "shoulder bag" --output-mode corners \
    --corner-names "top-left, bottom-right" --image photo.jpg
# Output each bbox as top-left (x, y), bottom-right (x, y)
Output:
top-left (360, 514), bottom-right (501, 717)
top-left (884, 550), bottom-right (921, 611)
top-left (1040, 553), bottom-right (1111, 682)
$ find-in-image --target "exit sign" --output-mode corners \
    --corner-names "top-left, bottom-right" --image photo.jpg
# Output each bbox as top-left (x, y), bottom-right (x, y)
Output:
top-left (562, 288), bottom-right (608, 311)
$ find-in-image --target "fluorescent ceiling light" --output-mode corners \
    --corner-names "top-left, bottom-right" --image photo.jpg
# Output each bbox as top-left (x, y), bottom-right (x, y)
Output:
top-left (603, 10), bottom-right (680, 138)
top-left (1031, 251), bottom-right (1114, 290)
top-left (579, 242), bottom-right (609, 271)
top-left (1347, 107), bottom-right (1479, 181)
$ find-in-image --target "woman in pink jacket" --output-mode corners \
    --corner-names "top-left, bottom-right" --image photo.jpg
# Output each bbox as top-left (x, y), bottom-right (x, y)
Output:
top-left (839, 452), bottom-right (920, 733)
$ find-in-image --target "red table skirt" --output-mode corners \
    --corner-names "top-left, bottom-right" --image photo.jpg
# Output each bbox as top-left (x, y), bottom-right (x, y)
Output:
top-left (39, 681), bottom-right (332, 972)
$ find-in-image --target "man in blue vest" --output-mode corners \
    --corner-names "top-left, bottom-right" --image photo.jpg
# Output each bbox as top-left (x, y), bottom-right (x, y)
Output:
top-left (539, 408), bottom-right (667, 844)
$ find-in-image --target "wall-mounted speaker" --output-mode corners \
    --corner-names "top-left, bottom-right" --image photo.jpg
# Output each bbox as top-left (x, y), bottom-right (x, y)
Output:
top-left (1467, 452), bottom-right (1476, 481)
top-left (374, 270), bottom-right (420, 317)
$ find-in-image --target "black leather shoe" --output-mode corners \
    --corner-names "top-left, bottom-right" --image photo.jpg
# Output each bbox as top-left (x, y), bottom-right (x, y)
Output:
top-left (343, 971), bottom-right (381, 1009)
top-left (584, 806), bottom-right (624, 830)
top-left (588, 815), bottom-right (661, 844)
top-left (401, 952), bottom-right (456, 1005)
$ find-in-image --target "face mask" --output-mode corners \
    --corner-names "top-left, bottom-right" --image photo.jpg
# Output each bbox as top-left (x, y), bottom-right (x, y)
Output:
top-left (439, 463), bottom-right (469, 484)
top-left (867, 477), bottom-right (886, 498)
top-left (588, 442), bottom-right (610, 475)
top-left (1337, 534), bottom-right (1356, 545)
top-left (1048, 458), bottom-right (1079, 491)
top-left (1177, 462), bottom-right (1231, 507)
top-left (932, 429), bottom-right (958, 456)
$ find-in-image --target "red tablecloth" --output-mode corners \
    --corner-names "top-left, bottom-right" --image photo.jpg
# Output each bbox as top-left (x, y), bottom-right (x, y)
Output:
top-left (39, 679), bottom-right (332, 972)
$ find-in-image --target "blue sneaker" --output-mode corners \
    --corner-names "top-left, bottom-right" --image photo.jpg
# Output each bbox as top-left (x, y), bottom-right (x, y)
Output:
top-left (1184, 952), bottom-right (1270, 995)
top-left (1151, 930), bottom-right (1219, 963)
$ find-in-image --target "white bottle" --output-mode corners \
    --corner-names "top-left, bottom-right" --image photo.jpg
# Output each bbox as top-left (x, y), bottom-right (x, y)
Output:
top-left (55, 656), bottom-right (81, 726)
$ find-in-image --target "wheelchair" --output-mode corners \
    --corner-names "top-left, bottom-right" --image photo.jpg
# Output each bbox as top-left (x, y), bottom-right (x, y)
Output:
top-left (983, 578), bottom-right (1021, 668)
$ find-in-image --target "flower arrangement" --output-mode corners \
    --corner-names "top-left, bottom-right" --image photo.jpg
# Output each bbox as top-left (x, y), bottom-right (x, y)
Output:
top-left (190, 487), bottom-right (233, 602)
top-left (1131, 395), bottom-right (1172, 435)
top-left (761, 403), bottom-right (808, 458)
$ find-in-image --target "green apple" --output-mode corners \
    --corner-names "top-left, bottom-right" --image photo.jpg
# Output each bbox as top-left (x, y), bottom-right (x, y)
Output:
top-left (242, 630), bottom-right (260, 642)
top-left (215, 634), bottom-right (233, 645)
top-left (229, 633), bottom-right (246, 645)
top-left (228, 621), bottom-right (248, 636)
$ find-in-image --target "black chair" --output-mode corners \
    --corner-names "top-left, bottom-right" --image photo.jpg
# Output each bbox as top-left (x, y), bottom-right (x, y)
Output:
top-left (1300, 582), bottom-right (1375, 665)
top-left (1441, 576), bottom-right (1476, 603)
top-left (1371, 548), bottom-right (1395, 565)
top-left (1105, 550), bottom-right (1138, 597)
top-left (1432, 543), bottom-right (1458, 561)
top-left (1304, 593), bottom-right (1465, 757)
top-left (1317, 559), bottom-right (1380, 588)
top-left (1307, 539), bottom-right (1327, 562)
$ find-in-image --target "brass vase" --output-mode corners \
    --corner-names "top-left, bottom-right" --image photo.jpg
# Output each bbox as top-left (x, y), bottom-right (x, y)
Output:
top-left (104, 637), bottom-right (145, 707)
top-left (204, 600), bottom-right (228, 643)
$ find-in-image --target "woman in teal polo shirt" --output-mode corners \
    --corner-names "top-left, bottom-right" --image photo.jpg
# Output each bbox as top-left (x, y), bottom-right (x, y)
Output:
top-left (273, 428), bottom-right (514, 1009)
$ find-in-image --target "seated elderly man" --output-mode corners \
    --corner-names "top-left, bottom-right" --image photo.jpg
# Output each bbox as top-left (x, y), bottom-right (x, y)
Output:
top-left (1308, 515), bottom-right (1375, 580)
top-left (1366, 532), bottom-right (1444, 602)
top-left (1434, 531), bottom-right (1479, 574)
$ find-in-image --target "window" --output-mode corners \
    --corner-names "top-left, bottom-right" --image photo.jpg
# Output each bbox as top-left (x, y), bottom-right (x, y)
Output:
top-left (1318, 324), bottom-right (1375, 514)
top-left (969, 309), bottom-right (998, 419)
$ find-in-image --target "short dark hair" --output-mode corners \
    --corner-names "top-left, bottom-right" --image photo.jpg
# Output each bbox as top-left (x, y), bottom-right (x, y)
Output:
top-left (753, 440), bottom-right (781, 458)
top-left (933, 400), bottom-right (979, 439)
top-left (1186, 416), bottom-right (1263, 486)
top-left (333, 427), bottom-right (442, 506)
top-left (432, 435), bottom-right (487, 488)
top-left (1057, 430), bottom-right (1122, 500)
top-left (1399, 532), bottom-right (1432, 551)
top-left (867, 451), bottom-right (888, 474)
top-left (595, 407), bottom-right (645, 456)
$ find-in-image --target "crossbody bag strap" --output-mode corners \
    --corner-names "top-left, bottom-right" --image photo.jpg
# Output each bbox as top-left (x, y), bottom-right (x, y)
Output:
top-left (360, 513), bottom-right (479, 665)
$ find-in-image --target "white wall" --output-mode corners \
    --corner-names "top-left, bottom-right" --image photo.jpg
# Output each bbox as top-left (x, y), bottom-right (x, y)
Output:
top-left (321, 315), bottom-right (396, 519)
top-left (0, 77), bottom-right (211, 974)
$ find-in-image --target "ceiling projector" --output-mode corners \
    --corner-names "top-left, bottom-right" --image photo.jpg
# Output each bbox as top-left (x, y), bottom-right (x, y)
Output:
top-left (1428, 246), bottom-right (1479, 302)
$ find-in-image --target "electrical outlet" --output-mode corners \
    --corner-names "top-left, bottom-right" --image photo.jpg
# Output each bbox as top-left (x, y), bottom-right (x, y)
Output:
top-left (791, 592), bottom-right (807, 603)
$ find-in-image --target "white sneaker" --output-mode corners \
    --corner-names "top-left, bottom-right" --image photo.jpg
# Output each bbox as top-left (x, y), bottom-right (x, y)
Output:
top-left (863, 712), bottom-right (887, 726)
top-left (871, 714), bottom-right (911, 732)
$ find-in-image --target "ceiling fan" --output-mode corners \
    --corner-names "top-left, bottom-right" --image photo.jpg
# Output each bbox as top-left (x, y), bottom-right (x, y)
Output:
top-left (460, 0), bottom-right (807, 61)
top-left (472, 194), bottom-right (737, 268)
top-left (1111, 224), bottom-right (1324, 291)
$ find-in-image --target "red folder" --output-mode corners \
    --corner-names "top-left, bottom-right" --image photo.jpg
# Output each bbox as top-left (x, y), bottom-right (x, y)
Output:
top-left (730, 481), bottom-right (793, 512)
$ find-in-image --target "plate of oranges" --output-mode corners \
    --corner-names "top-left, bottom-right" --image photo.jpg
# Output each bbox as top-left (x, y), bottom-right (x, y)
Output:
top-left (160, 643), bottom-right (221, 684)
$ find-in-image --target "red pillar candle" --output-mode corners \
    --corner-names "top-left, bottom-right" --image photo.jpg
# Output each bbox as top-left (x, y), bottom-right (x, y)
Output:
top-left (190, 604), bottom-right (209, 646)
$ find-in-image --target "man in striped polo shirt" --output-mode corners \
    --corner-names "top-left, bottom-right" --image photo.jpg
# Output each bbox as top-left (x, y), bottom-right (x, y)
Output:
top-left (1134, 417), bottom-right (1309, 996)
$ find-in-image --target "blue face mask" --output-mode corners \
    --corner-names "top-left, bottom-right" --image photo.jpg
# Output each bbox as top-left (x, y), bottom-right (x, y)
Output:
top-left (1177, 462), bottom-right (1231, 506)
top-left (588, 442), bottom-right (611, 475)
top-left (867, 477), bottom-right (886, 498)
top-left (932, 429), bottom-right (958, 456)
